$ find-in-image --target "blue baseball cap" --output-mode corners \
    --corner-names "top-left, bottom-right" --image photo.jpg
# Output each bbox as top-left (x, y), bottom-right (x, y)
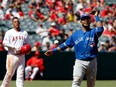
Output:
top-left (80, 14), bottom-right (90, 20)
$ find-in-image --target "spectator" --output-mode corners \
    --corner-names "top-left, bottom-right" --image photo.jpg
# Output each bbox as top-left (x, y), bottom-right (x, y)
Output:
top-left (28, 0), bottom-right (37, 8)
top-left (74, 0), bottom-right (84, 15)
top-left (100, 6), bottom-right (113, 18)
top-left (11, 6), bottom-right (20, 18)
top-left (35, 24), bottom-right (48, 40)
top-left (74, 11), bottom-right (81, 22)
top-left (0, 32), bottom-right (3, 40)
top-left (42, 33), bottom-right (53, 51)
top-left (59, 29), bottom-right (66, 38)
top-left (98, 42), bottom-right (107, 52)
top-left (0, 6), bottom-right (4, 20)
top-left (56, 7), bottom-right (67, 25)
top-left (25, 51), bottom-right (45, 80)
top-left (110, 36), bottom-right (116, 46)
top-left (45, 0), bottom-right (55, 8)
top-left (108, 36), bottom-right (116, 52)
top-left (50, 40), bottom-right (59, 50)
top-left (30, 9), bottom-right (40, 22)
top-left (83, 7), bottom-right (92, 15)
top-left (1, 0), bottom-right (8, 8)
top-left (49, 10), bottom-right (58, 22)
top-left (0, 40), bottom-right (5, 51)
top-left (31, 9), bottom-right (47, 22)
top-left (4, 10), bottom-right (14, 20)
top-left (28, 5), bottom-right (34, 18)
top-left (32, 42), bottom-right (41, 51)
top-left (108, 45), bottom-right (116, 52)
top-left (60, 34), bottom-right (68, 43)
top-left (112, 4), bottom-right (116, 17)
top-left (102, 22), bottom-right (116, 38)
top-left (113, 18), bottom-right (116, 27)
top-left (0, 30), bottom-right (5, 40)
top-left (66, 0), bottom-right (74, 12)
top-left (105, 40), bottom-right (112, 51)
top-left (17, 8), bottom-right (25, 19)
top-left (42, 42), bottom-right (51, 51)
top-left (67, 11), bottom-right (74, 22)
top-left (48, 22), bottom-right (60, 37)
top-left (68, 29), bottom-right (73, 37)
top-left (105, 12), bottom-right (115, 22)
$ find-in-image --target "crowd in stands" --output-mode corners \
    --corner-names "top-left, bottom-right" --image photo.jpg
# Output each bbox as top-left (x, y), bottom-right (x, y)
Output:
top-left (0, 0), bottom-right (116, 52)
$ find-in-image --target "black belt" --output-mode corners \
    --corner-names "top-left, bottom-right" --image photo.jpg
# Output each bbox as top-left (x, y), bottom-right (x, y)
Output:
top-left (80, 58), bottom-right (95, 61)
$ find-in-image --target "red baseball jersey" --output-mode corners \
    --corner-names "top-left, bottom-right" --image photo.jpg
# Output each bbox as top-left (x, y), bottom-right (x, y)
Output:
top-left (26, 56), bottom-right (44, 68)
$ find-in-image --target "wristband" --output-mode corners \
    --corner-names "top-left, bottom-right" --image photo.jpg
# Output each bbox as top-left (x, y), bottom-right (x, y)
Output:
top-left (95, 16), bottom-right (100, 22)
top-left (52, 48), bottom-right (58, 53)
top-left (59, 43), bottom-right (67, 50)
top-left (52, 43), bottom-right (67, 53)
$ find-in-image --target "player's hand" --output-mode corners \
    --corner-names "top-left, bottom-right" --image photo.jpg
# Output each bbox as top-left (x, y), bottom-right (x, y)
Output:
top-left (44, 50), bottom-right (53, 56)
top-left (14, 47), bottom-right (21, 55)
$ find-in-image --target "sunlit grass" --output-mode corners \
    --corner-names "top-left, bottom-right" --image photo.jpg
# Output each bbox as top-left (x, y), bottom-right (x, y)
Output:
top-left (0, 80), bottom-right (116, 87)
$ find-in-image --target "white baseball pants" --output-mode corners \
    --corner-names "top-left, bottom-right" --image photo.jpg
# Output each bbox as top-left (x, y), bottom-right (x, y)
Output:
top-left (25, 66), bottom-right (39, 80)
top-left (72, 58), bottom-right (97, 87)
top-left (0, 54), bottom-right (25, 87)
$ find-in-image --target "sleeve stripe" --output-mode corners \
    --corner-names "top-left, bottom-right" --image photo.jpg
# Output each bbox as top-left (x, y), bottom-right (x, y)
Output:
top-left (95, 28), bottom-right (100, 37)
top-left (64, 43), bottom-right (69, 47)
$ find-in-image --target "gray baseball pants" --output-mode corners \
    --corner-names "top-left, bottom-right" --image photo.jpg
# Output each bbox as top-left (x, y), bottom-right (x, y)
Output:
top-left (72, 58), bottom-right (97, 87)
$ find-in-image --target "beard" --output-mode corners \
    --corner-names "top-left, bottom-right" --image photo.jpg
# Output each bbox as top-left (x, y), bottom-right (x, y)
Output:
top-left (82, 25), bottom-right (91, 31)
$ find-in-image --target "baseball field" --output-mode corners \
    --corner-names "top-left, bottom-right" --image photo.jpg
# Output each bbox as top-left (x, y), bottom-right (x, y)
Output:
top-left (0, 80), bottom-right (116, 87)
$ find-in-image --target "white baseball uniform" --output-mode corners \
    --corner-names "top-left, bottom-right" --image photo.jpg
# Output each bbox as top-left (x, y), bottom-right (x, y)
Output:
top-left (0, 28), bottom-right (29, 87)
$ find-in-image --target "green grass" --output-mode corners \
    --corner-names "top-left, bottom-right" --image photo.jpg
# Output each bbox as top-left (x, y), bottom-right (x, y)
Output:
top-left (0, 80), bottom-right (116, 87)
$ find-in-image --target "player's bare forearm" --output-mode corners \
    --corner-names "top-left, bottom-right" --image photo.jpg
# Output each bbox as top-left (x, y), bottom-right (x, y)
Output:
top-left (44, 50), bottom-right (53, 56)
top-left (44, 47), bottom-right (61, 56)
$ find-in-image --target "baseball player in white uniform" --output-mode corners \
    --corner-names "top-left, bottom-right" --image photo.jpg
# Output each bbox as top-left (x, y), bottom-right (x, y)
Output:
top-left (0, 17), bottom-right (30, 87)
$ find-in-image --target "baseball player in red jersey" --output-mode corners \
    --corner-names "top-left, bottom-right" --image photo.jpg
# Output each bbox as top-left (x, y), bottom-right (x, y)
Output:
top-left (0, 17), bottom-right (30, 87)
top-left (25, 51), bottom-right (44, 80)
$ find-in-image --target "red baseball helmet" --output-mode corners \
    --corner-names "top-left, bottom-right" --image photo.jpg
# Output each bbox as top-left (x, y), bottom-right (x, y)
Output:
top-left (34, 42), bottom-right (41, 46)
top-left (21, 44), bottom-right (31, 54)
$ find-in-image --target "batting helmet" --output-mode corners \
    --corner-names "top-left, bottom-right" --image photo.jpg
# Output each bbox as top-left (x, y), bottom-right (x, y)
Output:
top-left (21, 44), bottom-right (31, 54)
top-left (34, 42), bottom-right (41, 46)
